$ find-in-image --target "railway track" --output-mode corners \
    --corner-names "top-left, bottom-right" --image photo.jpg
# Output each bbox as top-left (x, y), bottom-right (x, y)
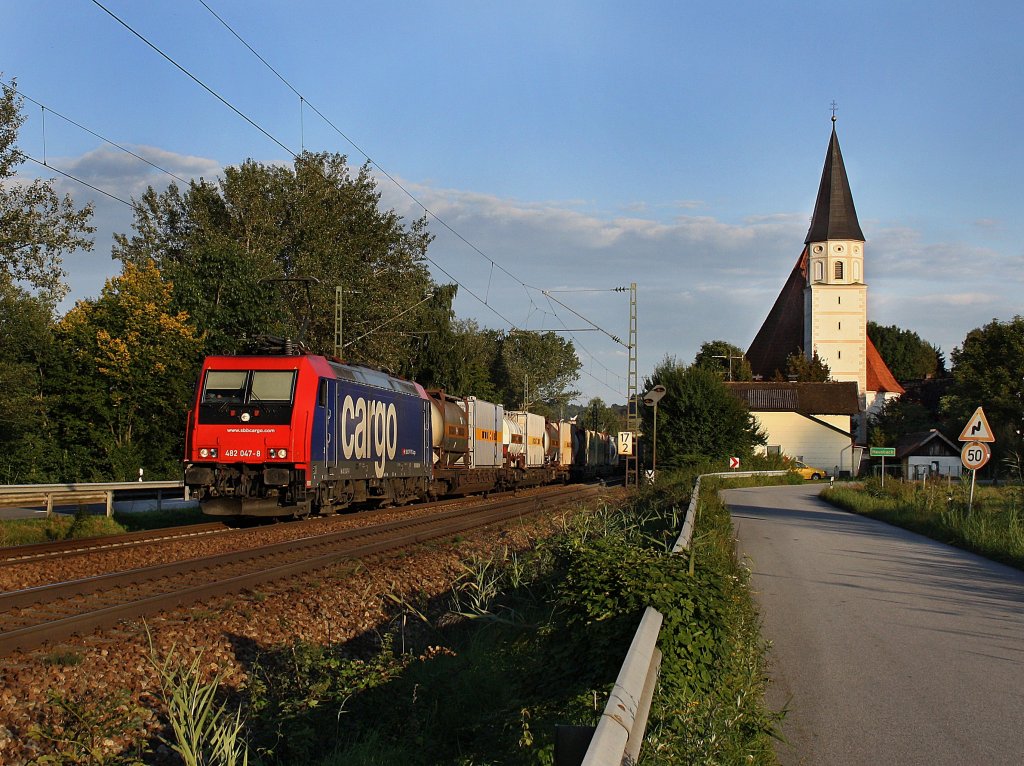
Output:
top-left (0, 522), bottom-right (231, 565)
top-left (0, 483), bottom-right (605, 657)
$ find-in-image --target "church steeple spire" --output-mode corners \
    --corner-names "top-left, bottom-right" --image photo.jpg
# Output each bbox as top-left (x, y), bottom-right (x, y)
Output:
top-left (804, 120), bottom-right (864, 244)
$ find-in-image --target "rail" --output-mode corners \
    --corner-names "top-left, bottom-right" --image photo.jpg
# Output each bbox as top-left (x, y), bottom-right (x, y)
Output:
top-left (566, 470), bottom-right (787, 766)
top-left (0, 481), bottom-right (185, 517)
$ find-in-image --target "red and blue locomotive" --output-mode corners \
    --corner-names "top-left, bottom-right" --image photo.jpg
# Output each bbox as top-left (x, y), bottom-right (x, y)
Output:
top-left (184, 349), bottom-right (621, 518)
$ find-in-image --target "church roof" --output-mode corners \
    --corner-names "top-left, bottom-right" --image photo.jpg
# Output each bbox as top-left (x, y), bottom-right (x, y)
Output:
top-left (866, 335), bottom-right (905, 394)
top-left (746, 248), bottom-right (806, 380)
top-left (726, 381), bottom-right (860, 416)
top-left (805, 121), bottom-right (865, 244)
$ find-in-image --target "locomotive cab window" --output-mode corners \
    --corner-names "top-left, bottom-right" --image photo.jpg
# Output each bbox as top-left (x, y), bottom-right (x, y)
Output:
top-left (198, 369), bottom-right (297, 425)
top-left (202, 371), bottom-right (247, 404)
top-left (250, 371), bottom-right (296, 403)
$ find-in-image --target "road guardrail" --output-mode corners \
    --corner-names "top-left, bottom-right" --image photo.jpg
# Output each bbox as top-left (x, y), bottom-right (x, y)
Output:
top-left (566, 470), bottom-right (787, 766)
top-left (0, 481), bottom-right (185, 516)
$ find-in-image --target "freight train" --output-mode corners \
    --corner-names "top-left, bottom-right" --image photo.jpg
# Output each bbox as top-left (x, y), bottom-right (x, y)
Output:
top-left (184, 351), bottom-right (621, 518)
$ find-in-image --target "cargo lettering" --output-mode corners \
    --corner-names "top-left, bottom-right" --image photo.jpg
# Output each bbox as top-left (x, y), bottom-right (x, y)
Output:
top-left (340, 395), bottom-right (398, 478)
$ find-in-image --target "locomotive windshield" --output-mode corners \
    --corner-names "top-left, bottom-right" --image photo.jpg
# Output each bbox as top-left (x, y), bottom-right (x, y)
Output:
top-left (250, 371), bottom-right (296, 402)
top-left (198, 369), bottom-right (297, 425)
top-left (202, 371), bottom-right (248, 405)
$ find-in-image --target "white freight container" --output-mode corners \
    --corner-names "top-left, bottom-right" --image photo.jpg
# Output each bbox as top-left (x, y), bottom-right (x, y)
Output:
top-left (510, 411), bottom-right (546, 468)
top-left (503, 415), bottom-right (524, 466)
top-left (466, 397), bottom-right (503, 468)
top-left (558, 421), bottom-right (573, 468)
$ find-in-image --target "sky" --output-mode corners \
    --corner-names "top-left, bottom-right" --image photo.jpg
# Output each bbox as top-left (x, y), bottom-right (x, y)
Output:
top-left (3, 1), bottom-right (1023, 405)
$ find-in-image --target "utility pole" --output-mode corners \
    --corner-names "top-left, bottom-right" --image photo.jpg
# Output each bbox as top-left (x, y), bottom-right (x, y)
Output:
top-left (625, 282), bottom-right (639, 487)
top-left (334, 286), bottom-right (343, 359)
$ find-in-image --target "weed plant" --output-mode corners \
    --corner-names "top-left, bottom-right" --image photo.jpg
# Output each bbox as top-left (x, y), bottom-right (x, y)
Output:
top-left (821, 477), bottom-right (1024, 570)
top-left (225, 470), bottom-right (778, 765)
top-left (27, 690), bottom-right (146, 765)
top-left (149, 635), bottom-right (250, 766)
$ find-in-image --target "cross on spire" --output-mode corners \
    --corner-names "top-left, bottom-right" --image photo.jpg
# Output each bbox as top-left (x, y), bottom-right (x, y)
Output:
top-left (830, 100), bottom-right (838, 122)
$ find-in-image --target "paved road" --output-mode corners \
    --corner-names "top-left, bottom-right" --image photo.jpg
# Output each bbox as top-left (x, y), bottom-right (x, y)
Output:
top-left (726, 483), bottom-right (1024, 766)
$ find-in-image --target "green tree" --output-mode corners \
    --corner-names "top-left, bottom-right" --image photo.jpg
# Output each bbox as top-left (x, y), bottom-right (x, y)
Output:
top-left (868, 321), bottom-right (945, 381)
top-left (867, 398), bottom-right (942, 447)
top-left (412, 314), bottom-right (500, 400)
top-left (1, 78), bottom-right (94, 302)
top-left (943, 316), bottom-right (1024, 468)
top-left (114, 153), bottom-right (441, 372)
top-left (641, 357), bottom-right (765, 467)
top-left (694, 340), bottom-right (753, 381)
top-left (580, 397), bottom-right (624, 434)
top-left (492, 330), bottom-right (581, 414)
top-left (785, 349), bottom-right (831, 382)
top-left (113, 181), bottom-right (273, 354)
top-left (0, 275), bottom-right (59, 481)
top-left (52, 261), bottom-right (202, 479)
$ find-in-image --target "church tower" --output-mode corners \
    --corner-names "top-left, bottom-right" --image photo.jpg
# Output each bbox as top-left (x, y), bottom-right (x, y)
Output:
top-left (803, 116), bottom-right (867, 393)
top-left (746, 116), bottom-right (903, 429)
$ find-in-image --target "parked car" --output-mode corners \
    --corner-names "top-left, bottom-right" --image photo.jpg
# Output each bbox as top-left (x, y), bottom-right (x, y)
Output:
top-left (790, 460), bottom-right (828, 480)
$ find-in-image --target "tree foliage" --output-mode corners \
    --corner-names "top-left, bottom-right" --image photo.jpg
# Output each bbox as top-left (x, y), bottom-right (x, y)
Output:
top-left (0, 275), bottom-right (57, 482)
top-left (114, 152), bottom-right (437, 372)
top-left (867, 398), bottom-right (942, 448)
top-left (579, 397), bottom-right (624, 434)
top-left (867, 321), bottom-right (945, 381)
top-left (943, 316), bottom-right (1024, 465)
top-left (785, 349), bottom-right (831, 382)
top-left (640, 357), bottom-right (765, 467)
top-left (694, 340), bottom-right (753, 381)
top-left (493, 330), bottom-right (581, 414)
top-left (53, 262), bottom-right (202, 479)
top-left (1, 78), bottom-right (94, 302)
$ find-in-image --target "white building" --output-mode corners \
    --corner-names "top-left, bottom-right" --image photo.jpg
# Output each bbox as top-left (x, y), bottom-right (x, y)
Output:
top-left (726, 381), bottom-right (862, 476)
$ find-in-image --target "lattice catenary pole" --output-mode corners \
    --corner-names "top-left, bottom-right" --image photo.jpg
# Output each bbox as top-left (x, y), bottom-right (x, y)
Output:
top-left (626, 282), bottom-right (639, 487)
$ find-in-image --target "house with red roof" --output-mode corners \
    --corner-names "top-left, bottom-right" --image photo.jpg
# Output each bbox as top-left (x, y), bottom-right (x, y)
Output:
top-left (745, 118), bottom-right (903, 470)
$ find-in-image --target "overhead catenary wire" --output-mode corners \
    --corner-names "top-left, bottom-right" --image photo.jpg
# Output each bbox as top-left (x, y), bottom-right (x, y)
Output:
top-left (79, 0), bottom-right (523, 334)
top-left (3, 79), bottom-right (192, 187)
top-left (25, 2), bottom-right (633, 400)
top-left (190, 0), bottom-right (629, 365)
top-left (19, 151), bottom-right (137, 209)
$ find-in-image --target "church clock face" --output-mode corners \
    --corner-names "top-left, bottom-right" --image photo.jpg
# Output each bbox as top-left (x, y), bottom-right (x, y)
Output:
top-left (813, 244), bottom-right (824, 253)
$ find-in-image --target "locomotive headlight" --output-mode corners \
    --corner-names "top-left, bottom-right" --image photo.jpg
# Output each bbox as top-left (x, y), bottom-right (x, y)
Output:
top-left (210, 448), bottom-right (218, 458)
top-left (199, 448), bottom-right (209, 458)
top-left (277, 448), bottom-right (287, 459)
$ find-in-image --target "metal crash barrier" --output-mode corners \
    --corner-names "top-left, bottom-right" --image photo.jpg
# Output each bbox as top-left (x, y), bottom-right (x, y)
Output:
top-left (0, 481), bottom-right (185, 517)
top-left (558, 470), bottom-right (786, 766)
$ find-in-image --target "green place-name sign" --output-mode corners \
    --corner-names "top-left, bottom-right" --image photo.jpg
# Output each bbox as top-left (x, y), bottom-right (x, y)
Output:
top-left (870, 447), bottom-right (896, 457)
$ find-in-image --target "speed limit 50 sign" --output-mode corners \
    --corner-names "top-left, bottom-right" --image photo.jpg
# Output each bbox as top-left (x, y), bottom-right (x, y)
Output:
top-left (961, 441), bottom-right (991, 471)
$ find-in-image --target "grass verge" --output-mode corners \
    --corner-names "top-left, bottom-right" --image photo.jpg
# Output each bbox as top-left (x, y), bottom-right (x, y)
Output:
top-left (0, 505), bottom-right (206, 547)
top-left (821, 478), bottom-right (1024, 570)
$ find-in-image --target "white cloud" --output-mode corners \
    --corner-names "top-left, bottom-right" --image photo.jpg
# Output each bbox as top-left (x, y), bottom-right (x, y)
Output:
top-left (41, 149), bottom-right (1024, 403)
